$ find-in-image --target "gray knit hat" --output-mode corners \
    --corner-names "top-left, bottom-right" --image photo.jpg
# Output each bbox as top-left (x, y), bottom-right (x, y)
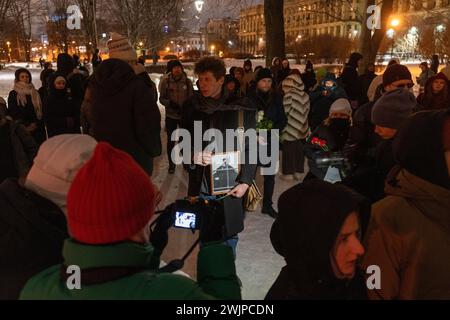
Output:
top-left (329, 98), bottom-right (352, 117)
top-left (372, 88), bottom-right (416, 129)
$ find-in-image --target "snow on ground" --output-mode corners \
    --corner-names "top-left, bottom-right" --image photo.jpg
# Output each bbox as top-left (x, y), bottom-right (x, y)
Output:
top-left (0, 59), bottom-right (431, 101)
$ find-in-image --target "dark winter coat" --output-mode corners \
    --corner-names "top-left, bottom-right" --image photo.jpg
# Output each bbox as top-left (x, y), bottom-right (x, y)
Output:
top-left (267, 179), bottom-right (370, 300)
top-left (357, 71), bottom-right (377, 106)
top-left (305, 121), bottom-right (351, 180)
top-left (7, 90), bottom-right (46, 144)
top-left (363, 110), bottom-right (450, 299)
top-left (247, 88), bottom-right (287, 167)
top-left (0, 120), bottom-right (38, 183)
top-left (309, 77), bottom-right (348, 130)
top-left (44, 73), bottom-right (81, 138)
top-left (83, 59), bottom-right (161, 176)
top-left (339, 53), bottom-right (362, 102)
top-left (0, 179), bottom-right (68, 300)
top-left (343, 101), bottom-right (381, 166)
top-left (159, 73), bottom-right (194, 120)
top-left (182, 91), bottom-right (257, 237)
top-left (301, 70), bottom-right (317, 93)
top-left (417, 73), bottom-right (450, 110)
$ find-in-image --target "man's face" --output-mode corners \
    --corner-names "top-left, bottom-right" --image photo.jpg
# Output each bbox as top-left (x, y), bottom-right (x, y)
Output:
top-left (19, 72), bottom-right (30, 84)
top-left (244, 64), bottom-right (251, 71)
top-left (432, 79), bottom-right (446, 93)
top-left (198, 71), bottom-right (224, 98)
top-left (257, 78), bottom-right (272, 93)
top-left (332, 212), bottom-right (364, 279)
top-left (282, 60), bottom-right (289, 69)
top-left (172, 66), bottom-right (183, 77)
top-left (384, 79), bottom-right (413, 92)
top-left (375, 125), bottom-right (397, 140)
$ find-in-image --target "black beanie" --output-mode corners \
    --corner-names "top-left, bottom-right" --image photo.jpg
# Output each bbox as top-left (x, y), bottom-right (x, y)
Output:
top-left (372, 88), bottom-right (415, 129)
top-left (168, 60), bottom-right (183, 74)
top-left (393, 110), bottom-right (450, 189)
top-left (383, 64), bottom-right (412, 86)
top-left (255, 68), bottom-right (273, 83)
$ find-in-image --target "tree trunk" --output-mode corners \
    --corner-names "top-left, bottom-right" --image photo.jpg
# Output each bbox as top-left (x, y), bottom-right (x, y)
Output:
top-left (264, 0), bottom-right (285, 67)
top-left (359, 0), bottom-right (394, 71)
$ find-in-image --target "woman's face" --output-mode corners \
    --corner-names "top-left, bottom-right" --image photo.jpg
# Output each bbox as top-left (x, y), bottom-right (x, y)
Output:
top-left (54, 78), bottom-right (66, 90)
top-left (19, 72), bottom-right (30, 84)
top-left (226, 81), bottom-right (236, 92)
top-left (331, 212), bottom-right (365, 279)
top-left (432, 79), bottom-right (446, 93)
top-left (330, 112), bottom-right (350, 120)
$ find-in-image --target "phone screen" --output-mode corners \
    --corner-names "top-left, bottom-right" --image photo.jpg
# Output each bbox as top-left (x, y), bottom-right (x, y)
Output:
top-left (174, 212), bottom-right (197, 229)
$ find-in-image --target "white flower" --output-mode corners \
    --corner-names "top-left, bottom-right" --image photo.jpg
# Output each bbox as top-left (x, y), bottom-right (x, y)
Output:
top-left (257, 111), bottom-right (265, 123)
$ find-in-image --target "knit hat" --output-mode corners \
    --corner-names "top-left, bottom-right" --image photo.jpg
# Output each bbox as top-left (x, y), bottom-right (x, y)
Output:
top-left (107, 33), bottom-right (137, 62)
top-left (329, 98), bottom-right (352, 117)
top-left (244, 59), bottom-right (252, 68)
top-left (67, 142), bottom-right (157, 245)
top-left (168, 59), bottom-right (183, 73)
top-left (255, 68), bottom-right (273, 83)
top-left (383, 64), bottom-right (412, 86)
top-left (25, 135), bottom-right (98, 214)
top-left (372, 88), bottom-right (415, 129)
top-left (393, 110), bottom-right (450, 189)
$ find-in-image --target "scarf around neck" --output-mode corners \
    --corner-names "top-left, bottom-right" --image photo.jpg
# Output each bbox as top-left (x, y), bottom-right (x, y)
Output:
top-left (13, 81), bottom-right (43, 120)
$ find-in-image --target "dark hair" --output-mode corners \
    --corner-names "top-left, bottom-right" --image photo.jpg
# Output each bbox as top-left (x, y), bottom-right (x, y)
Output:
top-left (347, 52), bottom-right (363, 68)
top-left (194, 57), bottom-right (226, 80)
top-left (15, 68), bottom-right (32, 83)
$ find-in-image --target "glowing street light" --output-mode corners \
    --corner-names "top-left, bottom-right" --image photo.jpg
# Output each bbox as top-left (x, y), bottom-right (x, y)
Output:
top-left (390, 18), bottom-right (400, 28)
top-left (195, 0), bottom-right (204, 13)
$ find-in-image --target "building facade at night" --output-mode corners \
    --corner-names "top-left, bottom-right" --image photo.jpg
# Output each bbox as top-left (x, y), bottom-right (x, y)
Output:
top-left (239, 0), bottom-right (450, 55)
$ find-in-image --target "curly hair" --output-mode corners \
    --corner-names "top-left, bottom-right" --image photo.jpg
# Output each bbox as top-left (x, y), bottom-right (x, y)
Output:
top-left (194, 57), bottom-right (226, 80)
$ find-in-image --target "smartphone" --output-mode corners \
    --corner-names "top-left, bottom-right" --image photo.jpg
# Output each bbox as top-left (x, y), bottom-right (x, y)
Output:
top-left (174, 211), bottom-right (197, 229)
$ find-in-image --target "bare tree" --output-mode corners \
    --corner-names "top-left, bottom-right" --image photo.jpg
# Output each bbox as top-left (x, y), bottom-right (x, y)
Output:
top-left (0, 0), bottom-right (11, 31)
top-left (264, 0), bottom-right (285, 67)
top-left (8, 0), bottom-right (43, 61)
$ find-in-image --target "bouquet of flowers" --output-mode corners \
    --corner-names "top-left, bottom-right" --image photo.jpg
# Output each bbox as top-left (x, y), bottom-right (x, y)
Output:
top-left (310, 136), bottom-right (329, 152)
top-left (256, 111), bottom-right (274, 131)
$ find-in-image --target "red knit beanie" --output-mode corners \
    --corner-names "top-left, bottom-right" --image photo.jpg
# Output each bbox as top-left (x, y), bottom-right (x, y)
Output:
top-left (67, 142), bottom-right (156, 244)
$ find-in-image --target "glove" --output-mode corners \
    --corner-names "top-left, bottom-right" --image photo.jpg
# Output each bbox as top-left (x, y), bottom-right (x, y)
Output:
top-left (199, 201), bottom-right (226, 244)
top-left (149, 204), bottom-right (174, 254)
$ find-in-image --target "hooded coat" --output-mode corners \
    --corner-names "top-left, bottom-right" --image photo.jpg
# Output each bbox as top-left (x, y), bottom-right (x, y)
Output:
top-left (362, 110), bottom-right (450, 299)
top-left (339, 53), bottom-right (363, 102)
top-left (44, 73), bottom-right (81, 138)
top-left (309, 74), bottom-right (348, 131)
top-left (83, 59), bottom-right (161, 176)
top-left (266, 179), bottom-right (370, 300)
top-left (417, 72), bottom-right (450, 111)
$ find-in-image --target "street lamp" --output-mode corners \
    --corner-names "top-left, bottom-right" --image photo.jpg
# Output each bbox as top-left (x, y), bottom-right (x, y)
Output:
top-left (388, 18), bottom-right (400, 59)
top-left (195, 0), bottom-right (205, 57)
top-left (6, 41), bottom-right (11, 62)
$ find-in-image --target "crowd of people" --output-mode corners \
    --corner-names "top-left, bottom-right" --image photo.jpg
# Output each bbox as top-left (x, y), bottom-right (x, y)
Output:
top-left (1, 33), bottom-right (449, 300)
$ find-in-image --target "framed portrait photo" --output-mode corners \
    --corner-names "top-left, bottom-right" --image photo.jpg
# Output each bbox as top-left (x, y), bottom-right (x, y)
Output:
top-left (210, 151), bottom-right (241, 195)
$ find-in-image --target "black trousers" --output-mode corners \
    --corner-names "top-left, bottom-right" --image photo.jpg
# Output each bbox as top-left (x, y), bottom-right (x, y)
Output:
top-left (263, 174), bottom-right (275, 209)
top-left (166, 117), bottom-right (180, 167)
